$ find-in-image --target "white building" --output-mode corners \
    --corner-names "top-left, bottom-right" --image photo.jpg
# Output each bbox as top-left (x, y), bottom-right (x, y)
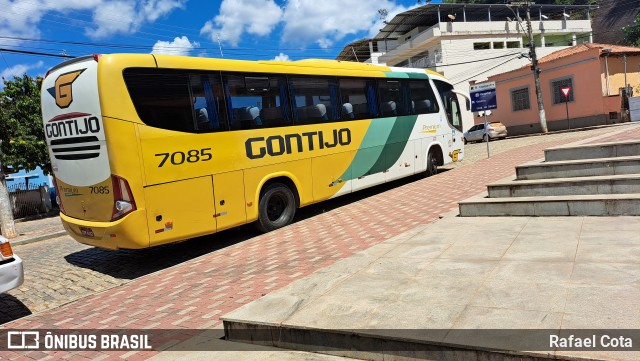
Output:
top-left (337, 3), bottom-right (597, 131)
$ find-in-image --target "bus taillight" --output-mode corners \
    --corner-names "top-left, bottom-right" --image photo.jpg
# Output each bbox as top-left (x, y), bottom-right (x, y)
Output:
top-left (111, 174), bottom-right (136, 221)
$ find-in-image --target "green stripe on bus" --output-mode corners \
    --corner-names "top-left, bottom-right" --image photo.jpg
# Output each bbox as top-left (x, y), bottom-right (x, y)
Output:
top-left (383, 72), bottom-right (409, 79)
top-left (341, 114), bottom-right (418, 180)
top-left (367, 115), bottom-right (418, 174)
top-left (383, 72), bottom-right (429, 79)
top-left (407, 73), bottom-right (429, 79)
top-left (341, 117), bottom-right (396, 180)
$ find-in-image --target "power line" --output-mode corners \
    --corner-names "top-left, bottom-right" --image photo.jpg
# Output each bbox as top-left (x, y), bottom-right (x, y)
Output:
top-left (453, 55), bottom-right (520, 85)
top-left (0, 48), bottom-right (74, 59)
top-left (0, 51), bottom-right (16, 78)
top-left (0, 35), bottom-right (349, 52)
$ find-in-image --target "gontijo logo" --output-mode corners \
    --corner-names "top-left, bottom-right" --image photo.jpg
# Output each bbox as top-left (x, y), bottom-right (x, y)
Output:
top-left (46, 69), bottom-right (85, 109)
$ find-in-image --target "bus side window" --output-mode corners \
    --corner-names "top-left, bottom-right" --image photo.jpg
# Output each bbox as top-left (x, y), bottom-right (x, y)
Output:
top-left (289, 76), bottom-right (339, 125)
top-left (378, 80), bottom-right (410, 117)
top-left (409, 80), bottom-right (439, 115)
top-left (338, 78), bottom-right (377, 120)
top-left (222, 73), bottom-right (291, 130)
top-left (124, 69), bottom-right (195, 133)
top-left (189, 74), bottom-right (228, 133)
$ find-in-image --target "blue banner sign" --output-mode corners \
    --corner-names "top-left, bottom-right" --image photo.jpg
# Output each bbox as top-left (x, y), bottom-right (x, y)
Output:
top-left (470, 81), bottom-right (497, 112)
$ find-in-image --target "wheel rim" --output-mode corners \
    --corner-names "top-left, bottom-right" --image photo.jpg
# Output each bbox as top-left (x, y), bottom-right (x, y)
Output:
top-left (266, 192), bottom-right (288, 222)
top-left (429, 155), bottom-right (438, 175)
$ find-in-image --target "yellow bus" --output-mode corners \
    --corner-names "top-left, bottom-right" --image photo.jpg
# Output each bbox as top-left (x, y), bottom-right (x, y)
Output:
top-left (41, 54), bottom-right (468, 249)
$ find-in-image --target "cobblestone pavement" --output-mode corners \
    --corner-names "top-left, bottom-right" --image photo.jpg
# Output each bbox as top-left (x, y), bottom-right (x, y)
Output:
top-left (14, 217), bottom-right (61, 235)
top-left (1, 124), bottom-right (637, 360)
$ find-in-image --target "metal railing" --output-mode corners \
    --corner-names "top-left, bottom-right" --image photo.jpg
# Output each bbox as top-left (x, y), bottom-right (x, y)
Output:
top-left (6, 183), bottom-right (55, 219)
top-left (407, 52), bottom-right (442, 68)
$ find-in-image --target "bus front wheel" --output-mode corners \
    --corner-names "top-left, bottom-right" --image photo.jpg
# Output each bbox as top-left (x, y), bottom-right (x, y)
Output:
top-left (257, 183), bottom-right (296, 232)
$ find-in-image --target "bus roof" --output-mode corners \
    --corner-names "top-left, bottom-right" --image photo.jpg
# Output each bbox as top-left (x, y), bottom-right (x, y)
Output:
top-left (48, 53), bottom-right (451, 82)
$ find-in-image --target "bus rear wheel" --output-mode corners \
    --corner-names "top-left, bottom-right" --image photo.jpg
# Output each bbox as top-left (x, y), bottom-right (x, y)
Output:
top-left (257, 183), bottom-right (296, 232)
top-left (426, 150), bottom-right (438, 177)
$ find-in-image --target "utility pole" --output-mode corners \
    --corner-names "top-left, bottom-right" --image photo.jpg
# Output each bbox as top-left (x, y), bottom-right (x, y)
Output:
top-left (0, 140), bottom-right (16, 238)
top-left (525, 2), bottom-right (548, 133)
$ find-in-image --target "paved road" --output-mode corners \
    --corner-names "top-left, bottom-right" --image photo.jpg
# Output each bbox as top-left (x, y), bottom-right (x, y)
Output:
top-left (0, 124), bottom-right (634, 327)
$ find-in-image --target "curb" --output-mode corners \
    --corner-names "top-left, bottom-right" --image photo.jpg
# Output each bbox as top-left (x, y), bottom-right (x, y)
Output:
top-left (11, 230), bottom-right (68, 247)
top-left (504, 122), bottom-right (636, 140)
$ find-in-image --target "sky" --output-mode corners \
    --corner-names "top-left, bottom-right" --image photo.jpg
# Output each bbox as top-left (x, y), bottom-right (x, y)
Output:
top-left (0, 0), bottom-right (443, 84)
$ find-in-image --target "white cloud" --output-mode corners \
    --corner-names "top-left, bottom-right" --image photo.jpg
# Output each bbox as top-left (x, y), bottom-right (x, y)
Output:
top-left (151, 36), bottom-right (199, 56)
top-left (273, 52), bottom-right (290, 61)
top-left (87, 0), bottom-right (187, 39)
top-left (87, 1), bottom-right (138, 39)
top-left (367, 3), bottom-right (415, 38)
top-left (142, 0), bottom-right (186, 22)
top-left (0, 0), bottom-right (186, 42)
top-left (1, 61), bottom-right (44, 81)
top-left (281, 0), bottom-right (410, 48)
top-left (201, 0), bottom-right (282, 47)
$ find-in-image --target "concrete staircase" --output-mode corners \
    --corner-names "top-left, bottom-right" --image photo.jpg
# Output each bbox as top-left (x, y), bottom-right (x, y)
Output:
top-left (459, 140), bottom-right (640, 216)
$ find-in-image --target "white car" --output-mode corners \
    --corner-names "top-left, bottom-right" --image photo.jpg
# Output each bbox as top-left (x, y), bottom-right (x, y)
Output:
top-left (464, 122), bottom-right (508, 144)
top-left (0, 236), bottom-right (24, 293)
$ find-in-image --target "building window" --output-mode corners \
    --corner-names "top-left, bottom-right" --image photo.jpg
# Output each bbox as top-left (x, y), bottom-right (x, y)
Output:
top-left (493, 42), bottom-right (505, 49)
top-left (506, 41), bottom-right (520, 48)
top-left (551, 77), bottom-right (574, 104)
top-left (473, 42), bottom-right (490, 50)
top-left (511, 87), bottom-right (530, 111)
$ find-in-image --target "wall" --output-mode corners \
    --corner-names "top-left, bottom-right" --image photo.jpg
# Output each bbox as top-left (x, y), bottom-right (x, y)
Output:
top-left (439, 39), bottom-right (568, 85)
top-left (486, 47), bottom-right (616, 133)
top-left (601, 54), bottom-right (640, 96)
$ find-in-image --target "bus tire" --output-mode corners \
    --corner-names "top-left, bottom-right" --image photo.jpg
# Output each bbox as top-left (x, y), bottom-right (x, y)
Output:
top-left (257, 183), bottom-right (296, 232)
top-left (426, 150), bottom-right (438, 177)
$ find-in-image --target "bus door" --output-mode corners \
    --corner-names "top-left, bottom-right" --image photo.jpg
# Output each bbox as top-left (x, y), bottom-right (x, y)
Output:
top-left (212, 171), bottom-right (247, 231)
top-left (434, 80), bottom-right (465, 162)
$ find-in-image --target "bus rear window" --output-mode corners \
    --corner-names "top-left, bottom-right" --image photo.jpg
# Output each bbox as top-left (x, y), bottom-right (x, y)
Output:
top-left (124, 69), bottom-right (196, 133)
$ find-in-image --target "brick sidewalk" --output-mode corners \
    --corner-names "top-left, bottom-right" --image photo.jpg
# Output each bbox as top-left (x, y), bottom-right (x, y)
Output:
top-left (583, 122), bottom-right (640, 144)
top-left (2, 126), bottom-right (638, 360)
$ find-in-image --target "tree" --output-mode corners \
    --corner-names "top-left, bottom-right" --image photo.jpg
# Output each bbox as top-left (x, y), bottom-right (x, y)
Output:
top-left (623, 14), bottom-right (640, 47)
top-left (0, 74), bottom-right (49, 174)
top-left (0, 74), bottom-right (47, 237)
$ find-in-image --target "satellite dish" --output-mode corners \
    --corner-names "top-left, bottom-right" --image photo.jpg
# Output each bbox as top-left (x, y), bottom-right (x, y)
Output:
top-left (541, 14), bottom-right (549, 20)
top-left (447, 14), bottom-right (456, 20)
top-left (562, 13), bottom-right (570, 18)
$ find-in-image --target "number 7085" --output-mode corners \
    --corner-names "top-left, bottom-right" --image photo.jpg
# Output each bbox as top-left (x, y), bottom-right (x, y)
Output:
top-left (155, 148), bottom-right (212, 167)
